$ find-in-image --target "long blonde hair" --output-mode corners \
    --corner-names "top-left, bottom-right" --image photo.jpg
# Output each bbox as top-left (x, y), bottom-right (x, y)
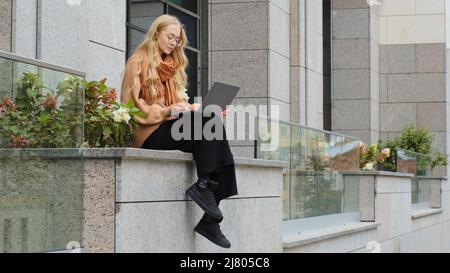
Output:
top-left (122, 14), bottom-right (189, 102)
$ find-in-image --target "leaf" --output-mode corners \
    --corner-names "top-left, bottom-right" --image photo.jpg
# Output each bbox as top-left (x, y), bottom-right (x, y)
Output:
top-left (39, 114), bottom-right (50, 123)
top-left (26, 88), bottom-right (35, 98)
top-left (125, 99), bottom-right (135, 108)
top-left (103, 127), bottom-right (111, 139)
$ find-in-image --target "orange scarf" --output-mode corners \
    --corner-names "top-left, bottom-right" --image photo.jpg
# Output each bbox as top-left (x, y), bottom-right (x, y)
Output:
top-left (140, 54), bottom-right (181, 106)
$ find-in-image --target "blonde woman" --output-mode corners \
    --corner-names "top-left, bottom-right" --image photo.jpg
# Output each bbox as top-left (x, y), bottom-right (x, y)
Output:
top-left (121, 15), bottom-right (237, 249)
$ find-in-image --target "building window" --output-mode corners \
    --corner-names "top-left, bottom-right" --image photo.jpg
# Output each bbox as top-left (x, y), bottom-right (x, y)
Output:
top-left (126, 0), bottom-right (204, 103)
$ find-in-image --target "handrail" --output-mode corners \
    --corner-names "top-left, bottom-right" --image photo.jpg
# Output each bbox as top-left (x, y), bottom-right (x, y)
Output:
top-left (257, 116), bottom-right (361, 141)
top-left (0, 50), bottom-right (86, 77)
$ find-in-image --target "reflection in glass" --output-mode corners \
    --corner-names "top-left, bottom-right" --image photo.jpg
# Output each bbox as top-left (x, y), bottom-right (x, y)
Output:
top-left (127, 29), bottom-right (146, 57)
top-left (169, 0), bottom-right (198, 14)
top-left (397, 149), bottom-right (433, 204)
top-left (168, 7), bottom-right (198, 48)
top-left (129, 0), bottom-right (163, 30)
top-left (0, 54), bottom-right (84, 252)
top-left (256, 117), bottom-right (361, 221)
top-left (185, 49), bottom-right (198, 103)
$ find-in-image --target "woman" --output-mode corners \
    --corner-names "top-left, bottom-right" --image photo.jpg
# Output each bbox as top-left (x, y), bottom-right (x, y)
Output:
top-left (121, 14), bottom-right (237, 249)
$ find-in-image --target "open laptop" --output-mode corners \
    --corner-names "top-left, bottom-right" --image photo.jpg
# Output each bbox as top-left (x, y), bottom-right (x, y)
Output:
top-left (174, 82), bottom-right (240, 117)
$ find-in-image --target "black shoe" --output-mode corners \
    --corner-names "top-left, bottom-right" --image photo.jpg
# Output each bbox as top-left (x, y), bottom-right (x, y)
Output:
top-left (194, 214), bottom-right (231, 249)
top-left (186, 178), bottom-right (223, 220)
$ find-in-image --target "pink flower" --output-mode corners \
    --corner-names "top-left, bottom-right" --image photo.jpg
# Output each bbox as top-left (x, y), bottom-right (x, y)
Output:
top-left (43, 95), bottom-right (57, 110)
top-left (97, 89), bottom-right (117, 105)
top-left (107, 89), bottom-right (117, 101)
top-left (1, 97), bottom-right (16, 110)
top-left (10, 135), bottom-right (28, 148)
top-left (381, 148), bottom-right (390, 157)
top-left (3, 97), bottom-right (13, 106)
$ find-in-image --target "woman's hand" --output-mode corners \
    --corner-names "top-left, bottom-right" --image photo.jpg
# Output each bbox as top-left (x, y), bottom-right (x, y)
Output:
top-left (190, 103), bottom-right (201, 111)
top-left (166, 102), bottom-right (190, 120)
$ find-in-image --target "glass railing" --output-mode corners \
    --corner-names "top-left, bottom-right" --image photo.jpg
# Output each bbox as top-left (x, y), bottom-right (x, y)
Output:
top-left (255, 117), bottom-right (361, 221)
top-left (396, 148), bottom-right (432, 206)
top-left (0, 50), bottom-right (85, 253)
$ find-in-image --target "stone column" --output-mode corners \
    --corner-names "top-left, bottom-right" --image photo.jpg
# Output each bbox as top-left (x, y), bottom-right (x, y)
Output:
top-left (16, 0), bottom-right (126, 90)
top-left (331, 0), bottom-right (379, 144)
top-left (85, 0), bottom-right (126, 91)
top-left (11, 0), bottom-right (38, 58)
top-left (303, 0), bottom-right (324, 129)
top-left (0, 0), bottom-right (12, 99)
top-left (210, 0), bottom-right (291, 157)
top-left (37, 0), bottom-right (88, 72)
top-left (0, 0), bottom-right (12, 52)
top-left (292, 0), bottom-right (324, 128)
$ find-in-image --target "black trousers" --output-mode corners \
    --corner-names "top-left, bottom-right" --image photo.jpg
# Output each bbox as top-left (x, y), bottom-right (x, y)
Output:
top-left (141, 111), bottom-right (238, 202)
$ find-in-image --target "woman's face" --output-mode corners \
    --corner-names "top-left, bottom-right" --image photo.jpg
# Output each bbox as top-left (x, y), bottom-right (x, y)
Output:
top-left (156, 24), bottom-right (182, 55)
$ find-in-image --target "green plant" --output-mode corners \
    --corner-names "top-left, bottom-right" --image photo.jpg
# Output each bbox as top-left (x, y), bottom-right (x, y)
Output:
top-left (0, 72), bottom-right (143, 148)
top-left (0, 72), bottom-right (82, 148)
top-left (378, 124), bottom-right (448, 171)
top-left (83, 78), bottom-right (142, 147)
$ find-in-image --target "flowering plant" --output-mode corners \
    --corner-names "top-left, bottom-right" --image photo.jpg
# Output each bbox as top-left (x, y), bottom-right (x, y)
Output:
top-left (359, 142), bottom-right (390, 171)
top-left (81, 78), bottom-right (142, 147)
top-left (0, 72), bottom-right (143, 148)
top-left (0, 72), bottom-right (82, 148)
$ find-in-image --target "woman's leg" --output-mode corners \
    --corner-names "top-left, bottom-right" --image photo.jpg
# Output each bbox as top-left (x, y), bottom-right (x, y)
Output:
top-left (141, 111), bottom-right (238, 203)
top-left (141, 112), bottom-right (236, 248)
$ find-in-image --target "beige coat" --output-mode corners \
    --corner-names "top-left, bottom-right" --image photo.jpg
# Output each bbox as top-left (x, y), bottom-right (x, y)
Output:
top-left (121, 56), bottom-right (194, 148)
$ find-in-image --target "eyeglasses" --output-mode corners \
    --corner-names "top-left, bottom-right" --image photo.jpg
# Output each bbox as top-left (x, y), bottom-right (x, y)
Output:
top-left (166, 33), bottom-right (182, 47)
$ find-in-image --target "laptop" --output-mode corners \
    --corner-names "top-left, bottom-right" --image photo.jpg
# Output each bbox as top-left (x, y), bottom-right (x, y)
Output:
top-left (174, 82), bottom-right (240, 117)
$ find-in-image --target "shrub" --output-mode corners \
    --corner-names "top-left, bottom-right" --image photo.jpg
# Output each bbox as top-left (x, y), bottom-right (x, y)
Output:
top-left (378, 124), bottom-right (448, 171)
top-left (0, 72), bottom-right (143, 148)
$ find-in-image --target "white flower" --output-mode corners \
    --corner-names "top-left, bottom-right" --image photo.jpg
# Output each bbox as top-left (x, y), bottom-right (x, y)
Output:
top-left (112, 107), bottom-right (131, 124)
top-left (363, 162), bottom-right (374, 171)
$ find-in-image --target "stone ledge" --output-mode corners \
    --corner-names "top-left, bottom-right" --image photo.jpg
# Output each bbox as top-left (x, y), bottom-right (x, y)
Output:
top-left (84, 148), bottom-right (288, 168)
top-left (282, 222), bottom-right (380, 249)
top-left (416, 176), bottom-right (447, 180)
top-left (411, 208), bottom-right (443, 220)
top-left (0, 148), bottom-right (288, 169)
top-left (342, 171), bottom-right (414, 178)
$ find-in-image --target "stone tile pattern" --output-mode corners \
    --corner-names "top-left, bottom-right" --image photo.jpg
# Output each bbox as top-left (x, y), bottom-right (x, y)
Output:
top-left (331, 2), bottom-right (380, 144)
top-left (378, 0), bottom-right (445, 45)
top-left (83, 159), bottom-right (116, 253)
top-left (10, 1), bottom-right (125, 91)
top-left (377, 0), bottom-right (447, 177)
top-left (378, 43), bottom-right (446, 161)
top-left (211, 0), bottom-right (309, 153)
top-left (331, 1), bottom-right (447, 166)
top-left (0, 0), bottom-right (11, 52)
top-left (113, 155), bottom-right (284, 253)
